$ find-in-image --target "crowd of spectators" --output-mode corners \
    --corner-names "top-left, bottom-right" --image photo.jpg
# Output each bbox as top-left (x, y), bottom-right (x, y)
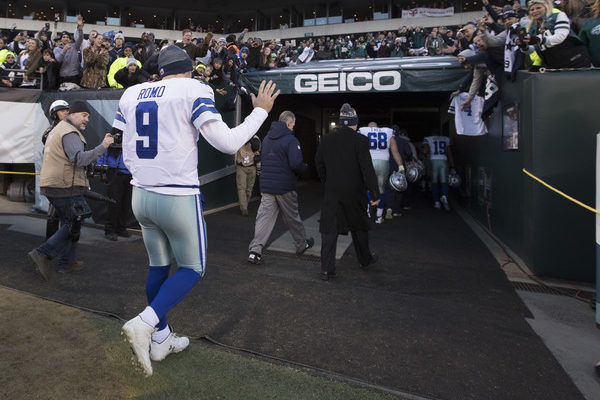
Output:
top-left (0, 0), bottom-right (598, 91)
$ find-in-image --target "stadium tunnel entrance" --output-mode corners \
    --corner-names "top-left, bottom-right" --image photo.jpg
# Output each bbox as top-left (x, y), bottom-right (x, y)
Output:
top-left (242, 90), bottom-right (453, 181)
top-left (239, 67), bottom-right (600, 283)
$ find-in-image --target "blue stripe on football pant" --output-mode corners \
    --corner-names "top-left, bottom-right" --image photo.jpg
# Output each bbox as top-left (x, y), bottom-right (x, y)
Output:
top-left (195, 194), bottom-right (207, 278)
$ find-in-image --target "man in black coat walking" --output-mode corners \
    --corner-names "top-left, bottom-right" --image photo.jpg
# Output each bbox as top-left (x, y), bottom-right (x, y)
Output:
top-left (315, 103), bottom-right (380, 281)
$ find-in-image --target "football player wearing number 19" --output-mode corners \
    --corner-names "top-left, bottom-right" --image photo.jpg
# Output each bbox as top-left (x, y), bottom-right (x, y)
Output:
top-left (423, 129), bottom-right (454, 211)
top-left (357, 122), bottom-right (394, 224)
top-left (116, 45), bottom-right (280, 376)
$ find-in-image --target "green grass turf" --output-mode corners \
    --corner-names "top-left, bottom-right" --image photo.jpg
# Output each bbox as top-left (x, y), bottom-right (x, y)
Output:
top-left (92, 305), bottom-right (401, 399)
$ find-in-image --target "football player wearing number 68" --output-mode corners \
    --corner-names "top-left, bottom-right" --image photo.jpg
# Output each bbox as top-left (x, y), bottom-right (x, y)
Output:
top-left (357, 122), bottom-right (394, 224)
top-left (423, 129), bottom-right (454, 211)
top-left (114, 45), bottom-right (280, 376)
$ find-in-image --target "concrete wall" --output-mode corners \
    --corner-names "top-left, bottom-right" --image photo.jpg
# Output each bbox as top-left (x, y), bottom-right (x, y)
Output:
top-left (454, 71), bottom-right (600, 283)
top-left (0, 11), bottom-right (485, 42)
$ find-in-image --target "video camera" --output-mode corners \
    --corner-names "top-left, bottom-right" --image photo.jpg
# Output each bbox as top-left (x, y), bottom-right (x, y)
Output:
top-left (111, 132), bottom-right (122, 148)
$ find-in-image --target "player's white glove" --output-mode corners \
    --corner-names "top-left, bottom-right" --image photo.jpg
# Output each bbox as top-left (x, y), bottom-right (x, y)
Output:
top-left (398, 165), bottom-right (405, 173)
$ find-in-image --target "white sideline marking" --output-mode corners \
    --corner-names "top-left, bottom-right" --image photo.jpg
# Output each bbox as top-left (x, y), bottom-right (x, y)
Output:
top-left (266, 212), bottom-right (352, 260)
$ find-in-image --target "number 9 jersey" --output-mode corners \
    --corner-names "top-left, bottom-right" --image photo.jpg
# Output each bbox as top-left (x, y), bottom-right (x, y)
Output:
top-left (113, 79), bottom-right (223, 196)
top-left (357, 127), bottom-right (394, 161)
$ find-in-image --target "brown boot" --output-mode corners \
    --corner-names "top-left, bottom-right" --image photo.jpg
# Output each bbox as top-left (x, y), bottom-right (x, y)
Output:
top-left (28, 250), bottom-right (52, 281)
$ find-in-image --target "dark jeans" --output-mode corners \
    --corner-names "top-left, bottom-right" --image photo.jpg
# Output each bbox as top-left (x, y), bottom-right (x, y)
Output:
top-left (37, 195), bottom-right (86, 267)
top-left (105, 171), bottom-right (133, 235)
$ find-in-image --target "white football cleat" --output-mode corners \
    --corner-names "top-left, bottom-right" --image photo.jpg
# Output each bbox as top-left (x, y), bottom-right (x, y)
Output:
top-left (150, 331), bottom-right (190, 361)
top-left (375, 216), bottom-right (384, 224)
top-left (440, 195), bottom-right (451, 211)
top-left (434, 201), bottom-right (441, 210)
top-left (122, 316), bottom-right (155, 376)
top-left (385, 208), bottom-right (393, 220)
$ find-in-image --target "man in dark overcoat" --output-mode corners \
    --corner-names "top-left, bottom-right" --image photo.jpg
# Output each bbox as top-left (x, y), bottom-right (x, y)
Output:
top-left (315, 103), bottom-right (380, 281)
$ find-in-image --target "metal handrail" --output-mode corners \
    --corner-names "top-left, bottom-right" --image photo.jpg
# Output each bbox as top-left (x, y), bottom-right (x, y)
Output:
top-left (0, 67), bottom-right (44, 90)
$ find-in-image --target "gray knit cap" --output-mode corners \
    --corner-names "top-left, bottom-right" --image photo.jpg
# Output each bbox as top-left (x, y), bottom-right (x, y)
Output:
top-left (158, 45), bottom-right (193, 77)
top-left (339, 103), bottom-right (358, 126)
top-left (126, 57), bottom-right (138, 67)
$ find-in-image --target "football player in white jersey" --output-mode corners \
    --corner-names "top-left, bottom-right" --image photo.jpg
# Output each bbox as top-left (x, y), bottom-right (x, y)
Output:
top-left (357, 122), bottom-right (394, 224)
top-left (423, 129), bottom-right (454, 211)
top-left (118, 46), bottom-right (279, 376)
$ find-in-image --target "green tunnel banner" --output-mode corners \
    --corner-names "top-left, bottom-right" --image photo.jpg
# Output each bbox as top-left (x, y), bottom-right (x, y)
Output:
top-left (240, 56), bottom-right (469, 94)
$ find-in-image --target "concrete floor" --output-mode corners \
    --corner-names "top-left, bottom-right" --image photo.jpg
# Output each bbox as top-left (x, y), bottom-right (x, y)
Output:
top-left (2, 195), bottom-right (600, 399)
top-left (456, 206), bottom-right (600, 400)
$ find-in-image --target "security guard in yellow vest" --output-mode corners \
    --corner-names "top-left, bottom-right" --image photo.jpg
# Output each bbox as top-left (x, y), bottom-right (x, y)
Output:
top-left (235, 135), bottom-right (261, 216)
top-left (28, 101), bottom-right (114, 281)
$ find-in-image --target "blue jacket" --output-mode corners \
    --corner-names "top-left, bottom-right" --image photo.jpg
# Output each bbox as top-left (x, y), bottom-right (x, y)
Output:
top-left (259, 121), bottom-right (306, 195)
top-left (97, 148), bottom-right (130, 174)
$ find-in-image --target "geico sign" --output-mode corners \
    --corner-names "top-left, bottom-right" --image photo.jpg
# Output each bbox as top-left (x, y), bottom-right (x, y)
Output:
top-left (294, 71), bottom-right (401, 93)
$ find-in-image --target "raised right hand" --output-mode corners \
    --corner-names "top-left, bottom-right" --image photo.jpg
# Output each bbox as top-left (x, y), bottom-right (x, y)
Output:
top-left (102, 133), bottom-right (115, 149)
top-left (250, 80), bottom-right (280, 113)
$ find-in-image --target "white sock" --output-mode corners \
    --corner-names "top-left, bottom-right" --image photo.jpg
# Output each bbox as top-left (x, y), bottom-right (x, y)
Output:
top-left (376, 208), bottom-right (383, 217)
top-left (138, 306), bottom-right (159, 328)
top-left (152, 325), bottom-right (171, 343)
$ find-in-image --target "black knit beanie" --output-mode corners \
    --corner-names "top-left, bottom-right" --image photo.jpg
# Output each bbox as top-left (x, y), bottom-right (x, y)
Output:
top-left (68, 101), bottom-right (90, 115)
top-left (339, 103), bottom-right (358, 126)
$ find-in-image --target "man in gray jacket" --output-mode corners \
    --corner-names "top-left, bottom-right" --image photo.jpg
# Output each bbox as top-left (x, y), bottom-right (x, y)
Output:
top-left (53, 15), bottom-right (84, 84)
top-left (28, 101), bottom-right (114, 280)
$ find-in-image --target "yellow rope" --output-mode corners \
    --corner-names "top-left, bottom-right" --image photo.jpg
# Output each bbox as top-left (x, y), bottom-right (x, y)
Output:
top-left (0, 171), bottom-right (39, 175)
top-left (522, 168), bottom-right (600, 215)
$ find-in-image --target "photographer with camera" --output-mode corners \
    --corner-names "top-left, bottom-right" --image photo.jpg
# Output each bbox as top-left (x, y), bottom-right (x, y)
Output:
top-left (96, 132), bottom-right (133, 241)
top-left (28, 101), bottom-right (114, 281)
top-left (32, 100), bottom-right (70, 239)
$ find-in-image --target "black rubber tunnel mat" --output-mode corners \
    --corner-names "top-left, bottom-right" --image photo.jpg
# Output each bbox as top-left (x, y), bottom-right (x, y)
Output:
top-left (0, 185), bottom-right (584, 400)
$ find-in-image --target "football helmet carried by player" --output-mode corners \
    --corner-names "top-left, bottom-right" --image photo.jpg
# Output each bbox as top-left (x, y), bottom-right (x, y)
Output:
top-left (405, 161), bottom-right (421, 183)
top-left (389, 171), bottom-right (408, 191)
top-left (448, 168), bottom-right (461, 188)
